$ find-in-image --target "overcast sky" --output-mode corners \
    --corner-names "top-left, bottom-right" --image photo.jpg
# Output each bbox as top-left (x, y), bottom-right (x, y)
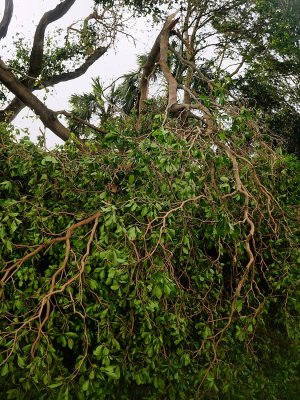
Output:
top-left (0, 0), bottom-right (161, 147)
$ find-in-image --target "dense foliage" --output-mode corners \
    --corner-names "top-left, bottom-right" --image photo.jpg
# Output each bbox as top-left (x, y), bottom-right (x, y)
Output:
top-left (0, 111), bottom-right (299, 398)
top-left (0, 0), bottom-right (299, 399)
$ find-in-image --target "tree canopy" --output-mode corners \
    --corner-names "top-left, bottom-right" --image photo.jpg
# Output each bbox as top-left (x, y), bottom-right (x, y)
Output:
top-left (0, 1), bottom-right (299, 399)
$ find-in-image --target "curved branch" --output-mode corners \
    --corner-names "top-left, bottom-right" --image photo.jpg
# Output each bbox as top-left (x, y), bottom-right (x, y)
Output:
top-left (0, 0), bottom-right (77, 124)
top-left (57, 110), bottom-right (107, 135)
top-left (0, 59), bottom-right (70, 141)
top-left (1, 47), bottom-right (108, 122)
top-left (28, 0), bottom-right (76, 78)
top-left (43, 46), bottom-right (107, 86)
top-left (158, 13), bottom-right (179, 109)
top-left (0, 0), bottom-right (13, 39)
top-left (137, 13), bottom-right (179, 116)
top-left (137, 32), bottom-right (161, 115)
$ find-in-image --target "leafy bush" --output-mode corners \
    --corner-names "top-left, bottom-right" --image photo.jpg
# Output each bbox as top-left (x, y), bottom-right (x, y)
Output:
top-left (0, 117), bottom-right (299, 399)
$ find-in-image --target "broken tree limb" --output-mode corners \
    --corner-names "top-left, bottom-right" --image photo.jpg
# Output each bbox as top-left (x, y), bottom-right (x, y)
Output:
top-left (158, 12), bottom-right (180, 110)
top-left (137, 12), bottom-right (179, 117)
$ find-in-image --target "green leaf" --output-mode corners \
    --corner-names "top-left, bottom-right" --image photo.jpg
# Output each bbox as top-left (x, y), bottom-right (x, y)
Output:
top-left (90, 279), bottom-right (98, 290)
top-left (42, 155), bottom-right (58, 164)
top-left (127, 227), bottom-right (137, 240)
top-left (220, 176), bottom-right (229, 182)
top-left (17, 355), bottom-right (25, 368)
top-left (49, 382), bottom-right (63, 389)
top-left (128, 174), bottom-right (135, 184)
top-left (235, 299), bottom-right (243, 313)
top-left (93, 345), bottom-right (103, 357)
top-left (1, 364), bottom-right (9, 377)
top-left (101, 365), bottom-right (120, 380)
top-left (153, 285), bottom-right (162, 299)
top-left (82, 380), bottom-right (89, 391)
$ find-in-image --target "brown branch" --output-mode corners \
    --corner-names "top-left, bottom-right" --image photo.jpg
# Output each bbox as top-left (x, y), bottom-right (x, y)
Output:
top-left (137, 13), bottom-right (179, 117)
top-left (1, 47), bottom-right (108, 123)
top-left (137, 33), bottom-right (161, 116)
top-left (158, 13), bottom-right (179, 109)
top-left (1, 211), bottom-right (101, 285)
top-left (1, 210), bottom-right (102, 359)
top-left (169, 45), bottom-right (213, 91)
top-left (0, 0), bottom-right (13, 39)
top-left (43, 46), bottom-right (107, 86)
top-left (28, 0), bottom-right (76, 78)
top-left (57, 110), bottom-right (107, 135)
top-left (0, 97), bottom-right (24, 123)
top-left (31, 211), bottom-right (101, 357)
top-left (0, 0), bottom-right (77, 124)
top-left (0, 59), bottom-right (70, 141)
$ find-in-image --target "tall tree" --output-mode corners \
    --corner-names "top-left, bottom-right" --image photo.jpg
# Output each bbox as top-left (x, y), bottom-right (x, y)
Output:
top-left (0, 1), bottom-right (299, 399)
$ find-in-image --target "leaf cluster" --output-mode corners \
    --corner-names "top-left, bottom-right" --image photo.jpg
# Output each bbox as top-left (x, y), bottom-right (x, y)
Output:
top-left (0, 114), bottom-right (299, 399)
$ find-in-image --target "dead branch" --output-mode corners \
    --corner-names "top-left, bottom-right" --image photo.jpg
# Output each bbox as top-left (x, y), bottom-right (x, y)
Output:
top-left (158, 13), bottom-right (179, 110)
top-left (137, 13), bottom-right (179, 117)
top-left (169, 45), bottom-right (213, 91)
top-left (57, 109), bottom-right (107, 135)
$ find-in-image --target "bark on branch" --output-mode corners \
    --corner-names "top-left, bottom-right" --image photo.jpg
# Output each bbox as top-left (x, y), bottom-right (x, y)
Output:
top-left (0, 0), bottom-right (77, 125)
top-left (0, 0), bottom-right (13, 39)
top-left (1, 46), bottom-right (108, 123)
top-left (137, 12), bottom-right (179, 116)
top-left (43, 46), bottom-right (107, 86)
top-left (137, 12), bottom-right (215, 129)
top-left (0, 59), bottom-right (70, 141)
top-left (0, 0), bottom-right (108, 133)
top-left (158, 13), bottom-right (179, 110)
top-left (28, 0), bottom-right (76, 78)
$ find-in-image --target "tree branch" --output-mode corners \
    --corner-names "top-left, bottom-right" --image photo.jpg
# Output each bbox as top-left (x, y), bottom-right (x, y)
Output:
top-left (0, 0), bottom-right (13, 39)
top-left (0, 46), bottom-right (108, 123)
top-left (43, 46), bottom-right (107, 86)
top-left (0, 59), bottom-right (70, 141)
top-left (137, 13), bottom-right (179, 116)
top-left (0, 0), bottom-right (77, 123)
top-left (158, 13), bottom-right (180, 109)
top-left (57, 110), bottom-right (107, 135)
top-left (28, 0), bottom-right (76, 78)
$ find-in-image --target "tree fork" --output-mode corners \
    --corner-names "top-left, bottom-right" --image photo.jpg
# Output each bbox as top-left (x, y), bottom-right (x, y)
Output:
top-left (0, 59), bottom-right (71, 141)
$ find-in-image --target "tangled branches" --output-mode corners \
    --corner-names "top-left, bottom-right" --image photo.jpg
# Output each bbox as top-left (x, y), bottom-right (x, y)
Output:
top-left (0, 99), bottom-right (299, 399)
top-left (1, 211), bottom-right (101, 360)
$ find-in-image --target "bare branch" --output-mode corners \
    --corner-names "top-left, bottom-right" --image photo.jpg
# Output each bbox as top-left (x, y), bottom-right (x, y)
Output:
top-left (1, 46), bottom-right (108, 122)
top-left (137, 13), bottom-right (179, 117)
top-left (0, 0), bottom-right (13, 39)
top-left (158, 13), bottom-right (179, 109)
top-left (169, 45), bottom-right (213, 91)
top-left (57, 110), bottom-right (107, 135)
top-left (0, 59), bottom-right (70, 141)
top-left (137, 31), bottom-right (161, 115)
top-left (43, 46), bottom-right (107, 86)
top-left (28, 0), bottom-right (76, 78)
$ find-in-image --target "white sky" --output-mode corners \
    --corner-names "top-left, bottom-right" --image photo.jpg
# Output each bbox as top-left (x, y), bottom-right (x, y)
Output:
top-left (0, 0), bottom-right (161, 147)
